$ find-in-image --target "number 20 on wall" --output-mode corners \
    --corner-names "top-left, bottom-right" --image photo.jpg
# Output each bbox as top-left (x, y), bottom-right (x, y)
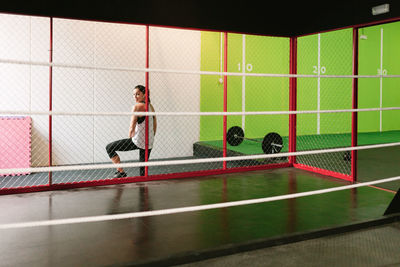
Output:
top-left (313, 66), bottom-right (326, 74)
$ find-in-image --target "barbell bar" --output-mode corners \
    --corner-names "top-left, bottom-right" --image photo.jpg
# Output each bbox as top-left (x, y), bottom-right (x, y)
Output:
top-left (226, 126), bottom-right (283, 154)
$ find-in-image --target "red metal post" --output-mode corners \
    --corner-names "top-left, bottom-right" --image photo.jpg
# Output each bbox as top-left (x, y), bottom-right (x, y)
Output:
top-left (145, 25), bottom-right (150, 177)
top-left (289, 37), bottom-right (297, 165)
top-left (294, 163), bottom-right (353, 181)
top-left (351, 27), bottom-right (359, 182)
top-left (223, 32), bottom-right (228, 170)
top-left (48, 17), bottom-right (53, 186)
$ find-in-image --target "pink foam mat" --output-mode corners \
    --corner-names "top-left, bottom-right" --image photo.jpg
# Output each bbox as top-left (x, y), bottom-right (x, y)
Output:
top-left (0, 116), bottom-right (31, 176)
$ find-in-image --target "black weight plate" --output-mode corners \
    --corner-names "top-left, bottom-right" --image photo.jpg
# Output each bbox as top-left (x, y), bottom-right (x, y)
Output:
top-left (262, 132), bottom-right (283, 154)
top-left (227, 126), bottom-right (244, 146)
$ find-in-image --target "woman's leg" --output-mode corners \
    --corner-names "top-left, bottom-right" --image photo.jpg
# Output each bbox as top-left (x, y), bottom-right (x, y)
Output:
top-left (139, 149), bottom-right (151, 176)
top-left (106, 138), bottom-right (137, 175)
top-left (110, 155), bottom-right (123, 173)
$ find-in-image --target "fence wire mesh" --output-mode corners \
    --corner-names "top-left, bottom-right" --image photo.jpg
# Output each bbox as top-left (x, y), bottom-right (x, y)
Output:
top-left (296, 29), bottom-right (353, 177)
top-left (1, 13), bottom-right (400, 191)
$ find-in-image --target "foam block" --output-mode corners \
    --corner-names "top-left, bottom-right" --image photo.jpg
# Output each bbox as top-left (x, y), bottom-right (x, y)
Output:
top-left (0, 116), bottom-right (31, 176)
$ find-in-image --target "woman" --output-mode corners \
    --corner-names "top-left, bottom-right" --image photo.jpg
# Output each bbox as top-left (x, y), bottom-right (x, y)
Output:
top-left (106, 85), bottom-right (157, 178)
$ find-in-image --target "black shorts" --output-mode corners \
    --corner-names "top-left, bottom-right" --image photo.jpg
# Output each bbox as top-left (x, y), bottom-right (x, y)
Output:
top-left (106, 138), bottom-right (152, 161)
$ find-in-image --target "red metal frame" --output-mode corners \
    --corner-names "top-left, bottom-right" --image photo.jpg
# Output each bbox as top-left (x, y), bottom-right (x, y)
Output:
top-left (145, 25), bottom-right (150, 177)
top-left (294, 163), bottom-right (353, 182)
top-left (351, 27), bottom-right (358, 182)
top-left (2, 13), bottom-right (400, 195)
top-left (291, 17), bottom-right (398, 183)
top-left (289, 32), bottom-right (355, 182)
top-left (0, 162), bottom-right (291, 195)
top-left (291, 26), bottom-right (358, 182)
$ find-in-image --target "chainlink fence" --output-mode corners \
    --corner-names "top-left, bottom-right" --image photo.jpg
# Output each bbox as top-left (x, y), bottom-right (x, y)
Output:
top-left (1, 13), bottom-right (400, 191)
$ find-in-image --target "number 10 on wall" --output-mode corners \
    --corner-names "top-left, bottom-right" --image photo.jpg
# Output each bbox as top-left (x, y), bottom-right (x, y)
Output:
top-left (238, 63), bottom-right (253, 72)
top-left (378, 69), bottom-right (388, 75)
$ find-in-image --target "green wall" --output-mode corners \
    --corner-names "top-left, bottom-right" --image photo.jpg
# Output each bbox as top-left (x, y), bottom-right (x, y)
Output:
top-left (296, 22), bottom-right (400, 136)
top-left (200, 21), bottom-right (400, 141)
top-left (244, 35), bottom-right (289, 139)
top-left (359, 21), bottom-right (400, 132)
top-left (297, 28), bottom-right (353, 136)
top-left (200, 32), bottom-right (289, 141)
top-left (200, 32), bottom-right (224, 141)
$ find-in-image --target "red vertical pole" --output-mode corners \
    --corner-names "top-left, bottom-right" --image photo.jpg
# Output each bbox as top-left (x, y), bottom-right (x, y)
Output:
top-left (145, 25), bottom-right (150, 177)
top-left (289, 37), bottom-right (297, 165)
top-left (351, 28), bottom-right (359, 182)
top-left (48, 17), bottom-right (53, 186)
top-left (223, 32), bottom-right (228, 170)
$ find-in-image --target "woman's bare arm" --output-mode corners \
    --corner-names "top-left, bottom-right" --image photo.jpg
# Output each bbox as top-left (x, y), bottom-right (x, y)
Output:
top-left (129, 105), bottom-right (139, 138)
top-left (151, 104), bottom-right (157, 135)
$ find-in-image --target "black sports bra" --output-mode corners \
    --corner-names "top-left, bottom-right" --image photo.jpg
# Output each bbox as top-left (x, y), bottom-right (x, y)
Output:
top-left (137, 116), bottom-right (145, 124)
top-left (137, 101), bottom-right (149, 124)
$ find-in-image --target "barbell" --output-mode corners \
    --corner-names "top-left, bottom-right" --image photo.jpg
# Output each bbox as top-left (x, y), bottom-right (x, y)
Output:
top-left (226, 126), bottom-right (283, 154)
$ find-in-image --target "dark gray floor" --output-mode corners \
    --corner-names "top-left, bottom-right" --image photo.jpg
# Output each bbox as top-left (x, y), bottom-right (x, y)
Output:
top-left (179, 222), bottom-right (400, 267)
top-left (0, 167), bottom-right (398, 267)
top-left (358, 146), bottom-right (400, 192)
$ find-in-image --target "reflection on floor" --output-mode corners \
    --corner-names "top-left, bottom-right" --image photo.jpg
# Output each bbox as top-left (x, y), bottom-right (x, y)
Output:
top-left (0, 167), bottom-right (397, 266)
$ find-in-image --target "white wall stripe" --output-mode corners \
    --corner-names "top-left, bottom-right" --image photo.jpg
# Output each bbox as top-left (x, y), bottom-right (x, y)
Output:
top-left (317, 34), bottom-right (321, 135)
top-left (220, 32), bottom-right (223, 81)
top-left (242, 34), bottom-right (246, 131)
top-left (380, 28), bottom-right (384, 132)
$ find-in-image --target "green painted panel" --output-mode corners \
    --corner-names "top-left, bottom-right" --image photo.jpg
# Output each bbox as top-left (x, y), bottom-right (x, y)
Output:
top-left (297, 34), bottom-right (318, 135)
top-left (245, 35), bottom-right (290, 138)
top-left (382, 21), bottom-right (400, 131)
top-left (358, 21), bottom-right (400, 132)
top-left (246, 36), bottom-right (290, 138)
top-left (358, 26), bottom-right (381, 132)
top-left (200, 32), bottom-right (289, 141)
top-left (200, 31), bottom-right (224, 141)
top-left (319, 29), bottom-right (353, 134)
top-left (297, 29), bottom-right (353, 136)
top-left (227, 33), bottom-right (243, 130)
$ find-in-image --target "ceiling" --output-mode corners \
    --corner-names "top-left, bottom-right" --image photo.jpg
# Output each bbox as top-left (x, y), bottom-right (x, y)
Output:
top-left (0, 0), bottom-right (399, 36)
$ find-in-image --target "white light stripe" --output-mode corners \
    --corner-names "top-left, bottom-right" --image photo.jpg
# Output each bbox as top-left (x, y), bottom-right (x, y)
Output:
top-left (380, 28), bottom-right (384, 132)
top-left (28, 17), bottom-right (32, 112)
top-left (220, 32), bottom-right (223, 80)
top-left (242, 34), bottom-right (246, 131)
top-left (2, 107), bottom-right (400, 117)
top-left (93, 25), bottom-right (97, 165)
top-left (1, 142), bottom-right (400, 175)
top-left (1, 175), bottom-right (399, 230)
top-left (317, 34), bottom-right (321, 135)
top-left (1, 58), bottom-right (400, 78)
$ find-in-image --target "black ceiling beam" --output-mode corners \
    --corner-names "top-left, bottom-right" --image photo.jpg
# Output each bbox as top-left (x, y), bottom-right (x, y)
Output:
top-left (0, 0), bottom-right (399, 36)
